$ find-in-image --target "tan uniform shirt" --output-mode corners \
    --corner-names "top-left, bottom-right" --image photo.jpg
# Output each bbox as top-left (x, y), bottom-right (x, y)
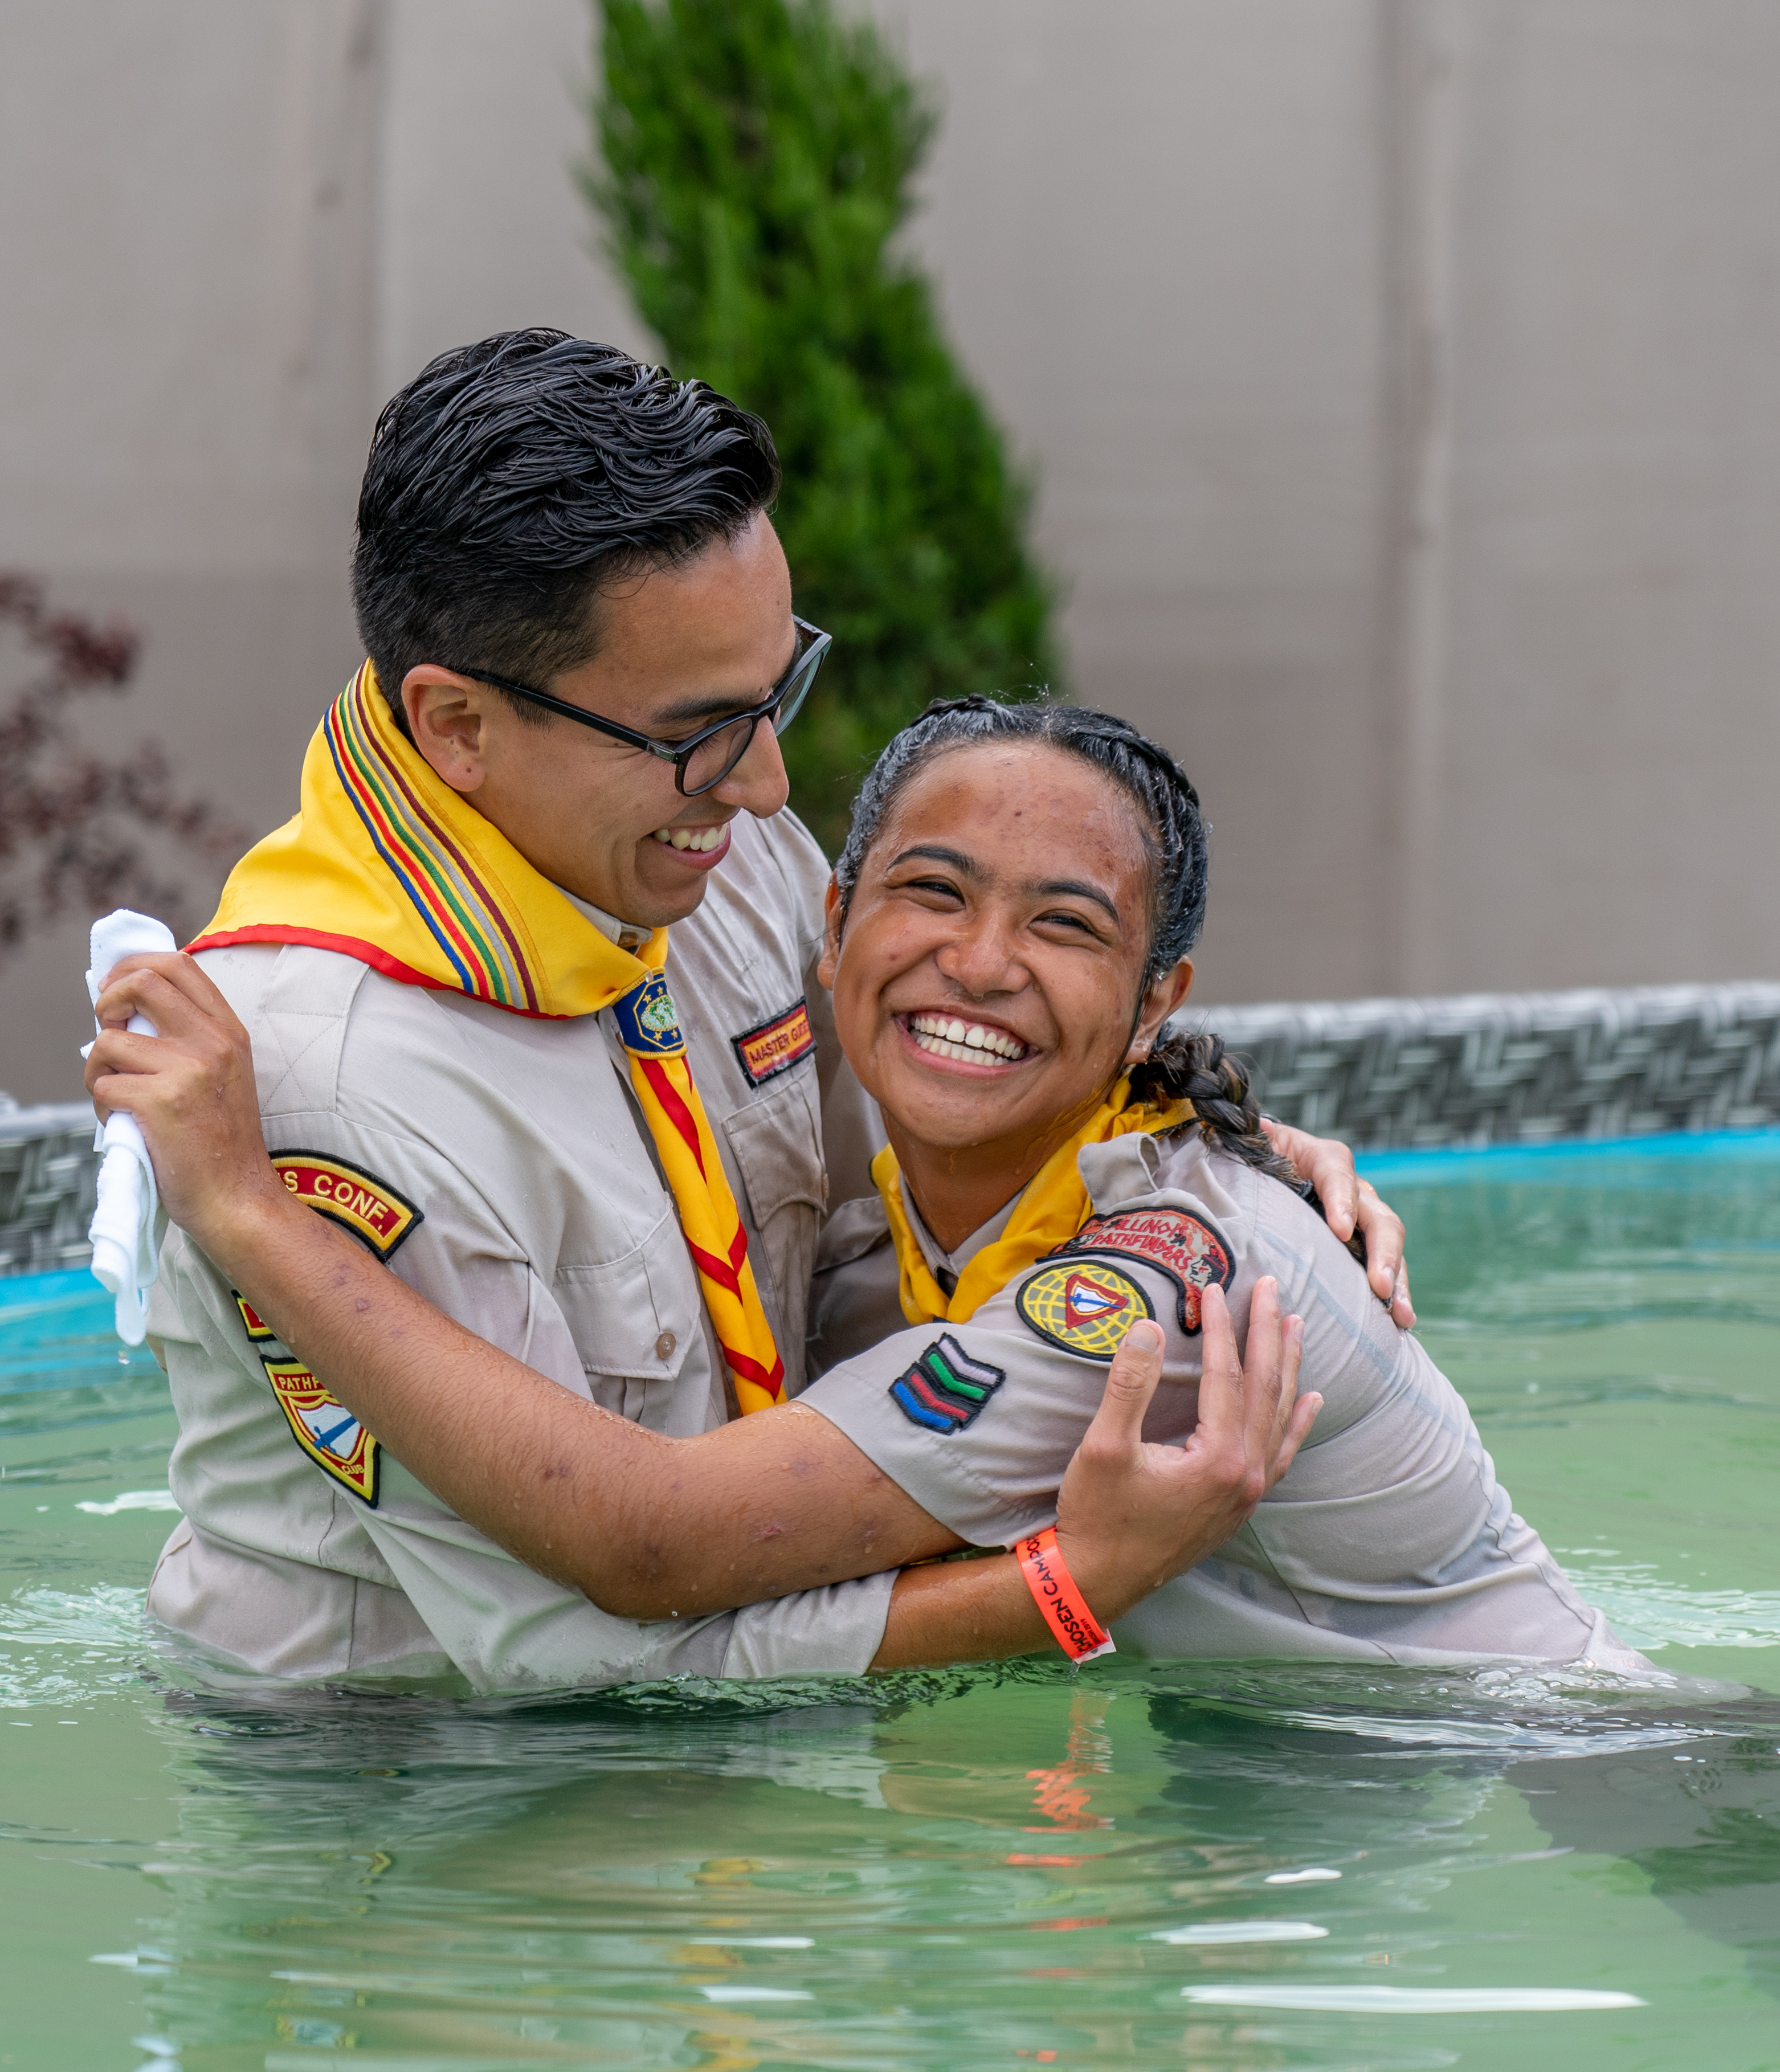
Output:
top-left (147, 809), bottom-right (895, 1692)
top-left (802, 1132), bottom-right (1648, 1670)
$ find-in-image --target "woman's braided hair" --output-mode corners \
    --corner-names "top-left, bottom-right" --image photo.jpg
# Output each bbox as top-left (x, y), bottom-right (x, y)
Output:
top-left (832, 694), bottom-right (1300, 1187)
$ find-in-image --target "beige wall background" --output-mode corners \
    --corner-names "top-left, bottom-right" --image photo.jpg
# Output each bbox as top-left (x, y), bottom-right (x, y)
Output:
top-left (3, 0), bottom-right (1777, 1101)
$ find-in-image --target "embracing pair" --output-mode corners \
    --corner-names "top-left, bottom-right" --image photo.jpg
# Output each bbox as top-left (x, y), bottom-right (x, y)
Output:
top-left (88, 332), bottom-right (1644, 1690)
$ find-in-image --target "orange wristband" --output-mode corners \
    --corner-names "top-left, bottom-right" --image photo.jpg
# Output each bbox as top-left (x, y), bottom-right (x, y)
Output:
top-left (1015, 1527), bottom-right (1115, 1662)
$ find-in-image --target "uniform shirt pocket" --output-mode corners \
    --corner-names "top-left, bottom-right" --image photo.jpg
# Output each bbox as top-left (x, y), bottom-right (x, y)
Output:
top-left (552, 1208), bottom-right (700, 1426)
top-left (722, 1068), bottom-right (827, 1221)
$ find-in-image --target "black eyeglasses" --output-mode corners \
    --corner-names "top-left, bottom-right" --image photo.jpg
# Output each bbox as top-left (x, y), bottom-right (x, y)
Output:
top-left (450, 617), bottom-right (831, 797)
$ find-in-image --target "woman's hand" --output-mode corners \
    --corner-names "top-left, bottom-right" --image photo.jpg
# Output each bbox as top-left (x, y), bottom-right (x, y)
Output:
top-left (1052, 1280), bottom-right (1321, 1625)
top-left (82, 951), bottom-right (289, 1254)
top-left (1260, 1117), bottom-right (1415, 1327)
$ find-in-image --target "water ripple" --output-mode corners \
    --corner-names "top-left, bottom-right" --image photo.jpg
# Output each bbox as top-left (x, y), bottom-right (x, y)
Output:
top-left (0, 1581), bottom-right (149, 1706)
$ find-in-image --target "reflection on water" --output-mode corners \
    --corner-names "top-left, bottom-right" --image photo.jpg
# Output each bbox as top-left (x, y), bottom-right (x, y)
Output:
top-left (2, 1142), bottom-right (1779, 2070)
top-left (70, 1668), bottom-right (1775, 2070)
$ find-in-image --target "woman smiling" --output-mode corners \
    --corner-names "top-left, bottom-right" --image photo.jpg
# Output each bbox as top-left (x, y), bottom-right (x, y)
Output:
top-left (797, 700), bottom-right (1642, 1666)
top-left (85, 697), bottom-right (1640, 1679)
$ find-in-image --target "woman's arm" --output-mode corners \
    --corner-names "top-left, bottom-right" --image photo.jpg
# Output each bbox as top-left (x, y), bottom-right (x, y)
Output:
top-left (87, 953), bottom-right (1314, 1664)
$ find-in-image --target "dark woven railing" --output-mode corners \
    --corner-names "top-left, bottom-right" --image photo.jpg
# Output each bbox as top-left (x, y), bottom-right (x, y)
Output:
top-left (0, 1099), bottom-right (100, 1276)
top-left (1187, 982), bottom-right (1780, 1150)
top-left (6, 980), bottom-right (1780, 1273)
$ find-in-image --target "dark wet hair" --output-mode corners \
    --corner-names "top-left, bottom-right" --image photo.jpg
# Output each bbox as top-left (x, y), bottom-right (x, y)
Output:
top-left (353, 329), bottom-right (781, 731)
top-left (832, 694), bottom-right (1298, 1185)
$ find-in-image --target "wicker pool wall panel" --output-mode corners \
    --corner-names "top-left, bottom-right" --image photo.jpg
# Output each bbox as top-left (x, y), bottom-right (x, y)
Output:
top-left (6, 980), bottom-right (1780, 1272)
top-left (1190, 982), bottom-right (1780, 1150)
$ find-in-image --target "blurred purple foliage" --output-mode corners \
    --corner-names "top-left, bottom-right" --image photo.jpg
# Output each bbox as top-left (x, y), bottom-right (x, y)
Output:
top-left (0, 573), bottom-right (247, 959)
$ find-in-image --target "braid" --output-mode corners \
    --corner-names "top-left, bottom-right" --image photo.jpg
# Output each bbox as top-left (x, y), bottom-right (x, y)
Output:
top-left (1134, 1029), bottom-right (1367, 1261)
top-left (1130, 1029), bottom-right (1298, 1184)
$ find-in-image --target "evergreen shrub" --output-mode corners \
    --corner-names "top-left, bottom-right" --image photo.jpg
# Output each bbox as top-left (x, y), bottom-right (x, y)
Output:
top-left (587, 0), bottom-right (1063, 851)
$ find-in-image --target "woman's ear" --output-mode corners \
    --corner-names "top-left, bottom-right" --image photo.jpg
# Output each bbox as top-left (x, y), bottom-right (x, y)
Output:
top-left (815, 877), bottom-right (845, 991)
top-left (1126, 958), bottom-right (1194, 1062)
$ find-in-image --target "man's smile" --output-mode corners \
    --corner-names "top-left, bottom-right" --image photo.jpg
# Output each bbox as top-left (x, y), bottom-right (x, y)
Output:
top-left (650, 823), bottom-right (733, 868)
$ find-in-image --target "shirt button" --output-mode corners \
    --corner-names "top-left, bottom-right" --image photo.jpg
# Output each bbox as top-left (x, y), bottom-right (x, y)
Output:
top-left (655, 1331), bottom-right (677, 1362)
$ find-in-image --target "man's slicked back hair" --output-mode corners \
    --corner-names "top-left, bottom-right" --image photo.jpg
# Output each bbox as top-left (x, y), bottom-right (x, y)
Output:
top-left (353, 329), bottom-right (781, 728)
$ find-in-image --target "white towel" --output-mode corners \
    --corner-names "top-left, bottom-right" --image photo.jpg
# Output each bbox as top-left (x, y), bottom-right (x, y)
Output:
top-left (84, 909), bottom-right (177, 1345)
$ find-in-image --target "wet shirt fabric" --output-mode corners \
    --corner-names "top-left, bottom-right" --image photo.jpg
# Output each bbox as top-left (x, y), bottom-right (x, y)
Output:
top-left (146, 810), bottom-right (895, 1694)
top-left (800, 1130), bottom-right (1647, 1670)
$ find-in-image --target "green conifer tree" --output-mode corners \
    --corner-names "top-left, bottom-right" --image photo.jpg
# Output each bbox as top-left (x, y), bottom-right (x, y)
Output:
top-left (586, 0), bottom-right (1063, 851)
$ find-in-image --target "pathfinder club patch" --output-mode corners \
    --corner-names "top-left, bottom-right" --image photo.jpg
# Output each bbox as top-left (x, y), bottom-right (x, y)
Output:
top-left (1017, 1260), bottom-right (1154, 1362)
top-left (1050, 1207), bottom-right (1233, 1334)
top-left (613, 971), bottom-right (685, 1056)
top-left (263, 1356), bottom-right (381, 1505)
top-left (272, 1153), bottom-right (420, 1260)
top-left (733, 998), bottom-right (816, 1087)
top-left (889, 1333), bottom-right (1006, 1433)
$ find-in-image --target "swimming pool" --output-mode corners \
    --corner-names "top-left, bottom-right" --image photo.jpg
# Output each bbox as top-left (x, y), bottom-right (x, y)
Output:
top-left (3, 1135), bottom-right (1775, 2070)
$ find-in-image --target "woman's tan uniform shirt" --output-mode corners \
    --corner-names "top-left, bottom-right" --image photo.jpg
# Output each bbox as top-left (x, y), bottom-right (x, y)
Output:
top-left (801, 1132), bottom-right (1647, 1670)
top-left (146, 810), bottom-right (895, 1692)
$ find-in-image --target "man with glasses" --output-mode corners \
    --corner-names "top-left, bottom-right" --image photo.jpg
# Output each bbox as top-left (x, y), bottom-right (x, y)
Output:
top-left (454, 614), bottom-right (830, 796)
top-left (142, 330), bottom-right (1375, 1690)
top-left (144, 332), bottom-right (903, 1686)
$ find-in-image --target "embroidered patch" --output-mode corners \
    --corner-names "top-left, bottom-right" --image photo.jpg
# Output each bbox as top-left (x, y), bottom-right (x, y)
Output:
top-left (263, 1357), bottom-right (381, 1505)
top-left (733, 998), bottom-right (816, 1087)
top-left (613, 971), bottom-right (685, 1055)
top-left (272, 1153), bottom-right (421, 1260)
top-left (1050, 1207), bottom-right (1234, 1335)
top-left (1017, 1260), bottom-right (1154, 1362)
top-left (233, 1291), bottom-right (275, 1342)
top-left (889, 1333), bottom-right (1007, 1433)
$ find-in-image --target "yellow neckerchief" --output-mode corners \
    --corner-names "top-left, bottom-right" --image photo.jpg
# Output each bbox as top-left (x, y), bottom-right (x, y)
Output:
top-left (190, 661), bottom-right (786, 1412)
top-left (871, 1076), bottom-right (1195, 1325)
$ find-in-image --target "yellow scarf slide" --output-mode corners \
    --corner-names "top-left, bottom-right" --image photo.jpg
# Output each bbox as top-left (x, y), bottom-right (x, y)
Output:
top-left (191, 662), bottom-right (786, 1413)
top-left (871, 1076), bottom-right (1195, 1326)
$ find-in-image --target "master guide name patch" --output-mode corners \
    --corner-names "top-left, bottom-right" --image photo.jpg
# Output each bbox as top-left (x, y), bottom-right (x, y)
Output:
top-left (733, 998), bottom-right (816, 1087)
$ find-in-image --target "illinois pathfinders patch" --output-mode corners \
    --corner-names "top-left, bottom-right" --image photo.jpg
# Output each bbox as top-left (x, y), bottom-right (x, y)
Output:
top-left (1047, 1207), bottom-right (1234, 1335)
top-left (262, 1357), bottom-right (381, 1505)
top-left (733, 998), bottom-right (816, 1087)
top-left (889, 1334), bottom-right (1006, 1433)
top-left (1017, 1260), bottom-right (1154, 1362)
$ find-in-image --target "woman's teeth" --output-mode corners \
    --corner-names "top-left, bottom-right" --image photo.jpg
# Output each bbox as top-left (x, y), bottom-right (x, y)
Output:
top-left (652, 826), bottom-right (725, 852)
top-left (908, 1014), bottom-right (1028, 1065)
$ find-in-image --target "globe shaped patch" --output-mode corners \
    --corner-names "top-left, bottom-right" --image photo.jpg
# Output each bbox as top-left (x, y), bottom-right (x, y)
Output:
top-left (1016, 1260), bottom-right (1153, 1362)
top-left (639, 986), bottom-right (681, 1039)
top-left (615, 972), bottom-right (686, 1053)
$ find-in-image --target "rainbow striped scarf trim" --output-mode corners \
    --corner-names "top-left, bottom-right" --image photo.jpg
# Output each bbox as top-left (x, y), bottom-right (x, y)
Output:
top-left (191, 663), bottom-right (649, 1020)
top-left (190, 663), bottom-right (788, 1412)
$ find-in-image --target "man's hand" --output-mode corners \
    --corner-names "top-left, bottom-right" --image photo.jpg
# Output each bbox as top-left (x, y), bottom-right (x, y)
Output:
top-left (1052, 1281), bottom-right (1321, 1626)
top-left (83, 950), bottom-right (289, 1254)
top-left (1260, 1117), bottom-right (1415, 1327)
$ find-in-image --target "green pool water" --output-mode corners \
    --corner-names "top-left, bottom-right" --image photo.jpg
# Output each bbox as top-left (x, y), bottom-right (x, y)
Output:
top-left (3, 1135), bottom-right (1777, 2071)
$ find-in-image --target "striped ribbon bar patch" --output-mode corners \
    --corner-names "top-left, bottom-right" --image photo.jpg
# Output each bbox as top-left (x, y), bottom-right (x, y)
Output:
top-left (889, 1334), bottom-right (1006, 1433)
